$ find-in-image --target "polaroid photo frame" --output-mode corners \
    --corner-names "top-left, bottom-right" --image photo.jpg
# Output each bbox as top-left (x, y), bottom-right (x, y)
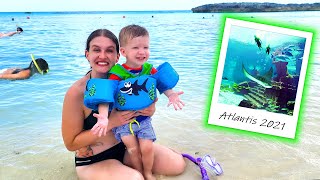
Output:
top-left (208, 18), bottom-right (313, 139)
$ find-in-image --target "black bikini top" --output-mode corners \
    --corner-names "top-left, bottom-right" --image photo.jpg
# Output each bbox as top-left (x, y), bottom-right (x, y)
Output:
top-left (83, 110), bottom-right (98, 130)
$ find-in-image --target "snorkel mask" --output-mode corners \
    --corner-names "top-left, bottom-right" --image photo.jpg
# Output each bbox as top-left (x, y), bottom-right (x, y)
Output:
top-left (30, 54), bottom-right (49, 75)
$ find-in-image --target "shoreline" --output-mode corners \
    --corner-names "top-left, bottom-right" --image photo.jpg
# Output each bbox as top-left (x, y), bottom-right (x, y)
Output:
top-left (192, 2), bottom-right (320, 13)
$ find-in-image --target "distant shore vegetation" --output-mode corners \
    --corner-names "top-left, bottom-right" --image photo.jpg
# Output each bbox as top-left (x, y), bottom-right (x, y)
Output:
top-left (192, 2), bottom-right (320, 13)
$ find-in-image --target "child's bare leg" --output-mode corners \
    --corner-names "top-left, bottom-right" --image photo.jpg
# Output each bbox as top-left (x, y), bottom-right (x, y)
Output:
top-left (121, 135), bottom-right (143, 173)
top-left (139, 139), bottom-right (156, 180)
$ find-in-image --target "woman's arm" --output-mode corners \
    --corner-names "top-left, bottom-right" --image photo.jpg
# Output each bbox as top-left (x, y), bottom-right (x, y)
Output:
top-left (0, 31), bottom-right (18, 37)
top-left (106, 108), bottom-right (137, 129)
top-left (61, 84), bottom-right (99, 151)
top-left (0, 69), bottom-right (30, 80)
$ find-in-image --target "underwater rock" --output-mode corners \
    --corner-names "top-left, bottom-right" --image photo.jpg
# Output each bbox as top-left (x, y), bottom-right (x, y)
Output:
top-left (238, 99), bottom-right (254, 108)
top-left (272, 60), bottom-right (289, 81)
top-left (296, 57), bottom-right (302, 75)
top-left (275, 76), bottom-right (299, 108)
top-left (274, 54), bottom-right (290, 61)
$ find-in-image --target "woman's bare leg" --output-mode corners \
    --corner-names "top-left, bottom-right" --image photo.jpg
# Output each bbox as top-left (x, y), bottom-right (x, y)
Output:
top-left (76, 159), bottom-right (143, 180)
top-left (152, 143), bottom-right (186, 176)
top-left (125, 143), bottom-right (186, 176)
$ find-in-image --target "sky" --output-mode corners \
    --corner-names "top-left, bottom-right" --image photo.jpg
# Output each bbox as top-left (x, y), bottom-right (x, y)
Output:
top-left (0, 0), bottom-right (318, 12)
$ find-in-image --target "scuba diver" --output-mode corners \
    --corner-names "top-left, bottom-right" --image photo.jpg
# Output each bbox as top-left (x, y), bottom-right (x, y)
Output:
top-left (266, 44), bottom-right (271, 55)
top-left (0, 55), bottom-right (49, 80)
top-left (254, 35), bottom-right (262, 50)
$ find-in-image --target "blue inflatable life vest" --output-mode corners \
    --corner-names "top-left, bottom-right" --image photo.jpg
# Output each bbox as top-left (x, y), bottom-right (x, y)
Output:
top-left (84, 78), bottom-right (118, 110)
top-left (83, 62), bottom-right (179, 111)
top-left (115, 75), bottom-right (157, 110)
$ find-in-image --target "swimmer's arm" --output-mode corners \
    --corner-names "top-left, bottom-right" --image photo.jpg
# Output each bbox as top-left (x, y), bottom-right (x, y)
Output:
top-left (1, 31), bottom-right (18, 37)
top-left (0, 70), bottom-right (30, 80)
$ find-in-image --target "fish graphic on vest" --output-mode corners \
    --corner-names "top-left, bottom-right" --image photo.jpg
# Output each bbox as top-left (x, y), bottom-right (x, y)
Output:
top-left (120, 78), bottom-right (149, 96)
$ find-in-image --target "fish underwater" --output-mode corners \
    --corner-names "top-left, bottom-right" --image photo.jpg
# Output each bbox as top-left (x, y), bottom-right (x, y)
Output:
top-left (242, 64), bottom-right (273, 88)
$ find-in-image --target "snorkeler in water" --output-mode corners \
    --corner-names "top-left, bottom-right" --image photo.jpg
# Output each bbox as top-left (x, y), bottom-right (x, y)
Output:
top-left (0, 55), bottom-right (49, 80)
top-left (254, 35), bottom-right (262, 50)
top-left (266, 44), bottom-right (271, 55)
top-left (0, 27), bottom-right (23, 38)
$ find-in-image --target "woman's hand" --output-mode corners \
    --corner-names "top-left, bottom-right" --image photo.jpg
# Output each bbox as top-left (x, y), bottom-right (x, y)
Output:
top-left (108, 108), bottom-right (136, 129)
top-left (136, 98), bottom-right (158, 117)
top-left (96, 98), bottom-right (158, 131)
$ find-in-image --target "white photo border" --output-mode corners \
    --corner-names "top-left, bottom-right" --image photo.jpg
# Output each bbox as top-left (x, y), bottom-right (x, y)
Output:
top-left (208, 18), bottom-right (313, 139)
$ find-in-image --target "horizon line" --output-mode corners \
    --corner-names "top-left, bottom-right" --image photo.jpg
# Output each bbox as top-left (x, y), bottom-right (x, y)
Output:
top-left (0, 10), bottom-right (192, 13)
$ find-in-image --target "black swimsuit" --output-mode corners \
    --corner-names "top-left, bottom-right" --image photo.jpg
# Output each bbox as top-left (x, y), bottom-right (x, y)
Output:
top-left (83, 110), bottom-right (98, 130)
top-left (75, 111), bottom-right (126, 166)
top-left (12, 67), bottom-right (29, 74)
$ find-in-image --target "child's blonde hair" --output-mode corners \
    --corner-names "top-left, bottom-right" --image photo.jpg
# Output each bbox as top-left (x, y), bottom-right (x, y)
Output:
top-left (119, 24), bottom-right (149, 47)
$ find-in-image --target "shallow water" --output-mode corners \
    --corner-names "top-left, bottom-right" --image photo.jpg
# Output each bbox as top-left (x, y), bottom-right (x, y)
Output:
top-left (0, 11), bottom-right (319, 179)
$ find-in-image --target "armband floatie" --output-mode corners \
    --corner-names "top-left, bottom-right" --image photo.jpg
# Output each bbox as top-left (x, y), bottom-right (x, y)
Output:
top-left (84, 78), bottom-right (118, 110)
top-left (152, 62), bottom-right (179, 94)
top-left (114, 75), bottom-right (157, 110)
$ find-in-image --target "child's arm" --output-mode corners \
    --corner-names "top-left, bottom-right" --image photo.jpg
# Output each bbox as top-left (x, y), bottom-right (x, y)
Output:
top-left (91, 103), bottom-right (109, 137)
top-left (164, 89), bottom-right (185, 110)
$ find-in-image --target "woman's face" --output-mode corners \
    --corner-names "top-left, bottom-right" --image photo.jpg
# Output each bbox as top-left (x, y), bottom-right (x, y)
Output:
top-left (85, 36), bottom-right (119, 77)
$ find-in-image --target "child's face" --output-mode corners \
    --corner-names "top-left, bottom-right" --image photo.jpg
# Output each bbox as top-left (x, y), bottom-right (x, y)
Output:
top-left (85, 36), bottom-right (119, 75)
top-left (120, 36), bottom-right (150, 68)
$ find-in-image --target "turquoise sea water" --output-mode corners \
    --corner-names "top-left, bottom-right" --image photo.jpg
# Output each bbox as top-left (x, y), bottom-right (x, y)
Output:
top-left (0, 11), bottom-right (319, 179)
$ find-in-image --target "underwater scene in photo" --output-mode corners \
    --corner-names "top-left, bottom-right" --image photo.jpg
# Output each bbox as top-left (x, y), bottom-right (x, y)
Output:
top-left (219, 26), bottom-right (307, 116)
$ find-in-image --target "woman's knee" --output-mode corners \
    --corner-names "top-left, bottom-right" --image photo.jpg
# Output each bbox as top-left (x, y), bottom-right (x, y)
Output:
top-left (128, 169), bottom-right (144, 180)
top-left (162, 153), bottom-right (186, 175)
top-left (153, 144), bottom-right (186, 175)
top-left (173, 155), bottom-right (187, 175)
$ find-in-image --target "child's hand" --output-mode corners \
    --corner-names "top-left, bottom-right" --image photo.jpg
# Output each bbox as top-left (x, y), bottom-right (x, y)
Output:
top-left (167, 91), bottom-right (185, 110)
top-left (92, 113), bottom-right (109, 137)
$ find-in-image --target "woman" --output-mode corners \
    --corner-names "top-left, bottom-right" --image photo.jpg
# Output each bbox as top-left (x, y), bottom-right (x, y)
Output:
top-left (0, 57), bottom-right (49, 80)
top-left (61, 29), bottom-right (186, 179)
